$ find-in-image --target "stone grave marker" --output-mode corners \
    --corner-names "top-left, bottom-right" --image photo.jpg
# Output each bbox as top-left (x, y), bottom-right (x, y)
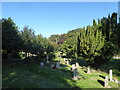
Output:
top-left (72, 64), bottom-right (76, 71)
top-left (67, 60), bottom-right (69, 65)
top-left (75, 62), bottom-right (79, 68)
top-left (46, 55), bottom-right (49, 63)
top-left (56, 61), bottom-right (60, 68)
top-left (104, 76), bottom-right (108, 88)
top-left (109, 69), bottom-right (113, 81)
top-left (64, 58), bottom-right (66, 61)
top-left (87, 67), bottom-right (90, 73)
top-left (40, 62), bottom-right (44, 67)
top-left (51, 64), bottom-right (56, 69)
top-left (72, 67), bottom-right (78, 80)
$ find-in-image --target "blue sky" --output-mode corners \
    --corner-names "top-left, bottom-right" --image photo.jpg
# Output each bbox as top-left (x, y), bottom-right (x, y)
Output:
top-left (2, 2), bottom-right (118, 38)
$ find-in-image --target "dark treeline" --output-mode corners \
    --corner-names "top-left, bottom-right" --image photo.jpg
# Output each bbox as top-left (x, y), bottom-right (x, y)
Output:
top-left (49, 12), bottom-right (120, 67)
top-left (2, 17), bottom-right (58, 63)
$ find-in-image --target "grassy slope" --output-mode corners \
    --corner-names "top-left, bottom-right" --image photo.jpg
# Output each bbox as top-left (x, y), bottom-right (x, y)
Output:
top-left (2, 61), bottom-right (119, 89)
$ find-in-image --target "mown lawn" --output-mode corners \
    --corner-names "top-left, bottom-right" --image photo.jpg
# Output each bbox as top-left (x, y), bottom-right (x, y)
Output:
top-left (2, 60), bottom-right (120, 89)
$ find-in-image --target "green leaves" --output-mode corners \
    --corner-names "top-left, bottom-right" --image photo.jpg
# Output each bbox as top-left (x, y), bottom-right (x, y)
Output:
top-left (2, 17), bottom-right (23, 53)
top-left (76, 22), bottom-right (105, 63)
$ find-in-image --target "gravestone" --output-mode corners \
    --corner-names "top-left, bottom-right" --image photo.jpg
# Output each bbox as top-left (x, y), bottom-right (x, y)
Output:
top-left (67, 60), bottom-right (69, 65)
top-left (40, 62), bottom-right (44, 67)
top-left (72, 64), bottom-right (76, 71)
top-left (75, 62), bottom-right (79, 68)
top-left (72, 67), bottom-right (80, 80)
top-left (56, 61), bottom-right (60, 68)
top-left (109, 69), bottom-right (113, 81)
top-left (46, 55), bottom-right (49, 63)
top-left (51, 64), bottom-right (56, 69)
top-left (104, 76), bottom-right (108, 88)
top-left (87, 67), bottom-right (90, 73)
top-left (46, 60), bottom-right (49, 63)
top-left (64, 58), bottom-right (66, 61)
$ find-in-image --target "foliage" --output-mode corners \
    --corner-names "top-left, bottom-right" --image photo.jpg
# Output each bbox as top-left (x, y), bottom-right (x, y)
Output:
top-left (59, 12), bottom-right (118, 67)
top-left (2, 18), bottom-right (56, 62)
top-left (2, 17), bottom-right (23, 53)
top-left (77, 25), bottom-right (105, 63)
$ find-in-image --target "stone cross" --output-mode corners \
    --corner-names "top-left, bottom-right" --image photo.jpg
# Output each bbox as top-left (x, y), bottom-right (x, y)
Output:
top-left (40, 62), bottom-right (44, 67)
top-left (87, 67), bottom-right (91, 74)
top-left (109, 69), bottom-right (113, 81)
top-left (56, 61), bottom-right (60, 68)
top-left (104, 76), bottom-right (108, 88)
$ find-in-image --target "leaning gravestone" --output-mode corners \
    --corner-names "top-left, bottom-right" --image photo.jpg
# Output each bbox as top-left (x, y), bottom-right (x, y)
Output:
top-left (87, 66), bottom-right (91, 74)
top-left (104, 76), bottom-right (108, 88)
top-left (56, 61), bottom-right (60, 68)
top-left (109, 69), bottom-right (113, 81)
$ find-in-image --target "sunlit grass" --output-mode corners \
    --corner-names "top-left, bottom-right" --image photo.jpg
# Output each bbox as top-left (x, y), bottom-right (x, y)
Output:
top-left (2, 61), bottom-right (119, 88)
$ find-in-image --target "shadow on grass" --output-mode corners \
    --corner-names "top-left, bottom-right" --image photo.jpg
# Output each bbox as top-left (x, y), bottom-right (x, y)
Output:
top-left (84, 70), bottom-right (87, 73)
top-left (99, 75), bottom-right (105, 79)
top-left (2, 63), bottom-right (81, 89)
top-left (97, 80), bottom-right (104, 87)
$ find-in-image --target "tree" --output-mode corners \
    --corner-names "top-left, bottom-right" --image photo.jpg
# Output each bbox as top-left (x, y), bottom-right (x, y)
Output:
top-left (77, 25), bottom-right (105, 64)
top-left (2, 17), bottom-right (23, 58)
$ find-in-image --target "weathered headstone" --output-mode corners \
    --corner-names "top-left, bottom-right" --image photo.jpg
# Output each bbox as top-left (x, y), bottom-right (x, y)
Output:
top-left (46, 60), bottom-right (49, 63)
top-left (87, 67), bottom-right (91, 74)
top-left (64, 58), bottom-right (66, 61)
top-left (46, 55), bottom-right (49, 63)
top-left (51, 64), bottom-right (56, 69)
top-left (66, 60), bottom-right (69, 65)
top-left (72, 64), bottom-right (76, 71)
top-left (104, 76), bottom-right (108, 88)
top-left (40, 62), bottom-right (44, 67)
top-left (72, 67), bottom-right (79, 80)
top-left (56, 61), bottom-right (60, 68)
top-left (75, 62), bottom-right (79, 68)
top-left (109, 69), bottom-right (113, 81)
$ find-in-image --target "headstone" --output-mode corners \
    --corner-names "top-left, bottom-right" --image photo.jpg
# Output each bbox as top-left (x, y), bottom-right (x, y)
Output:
top-left (109, 69), bottom-right (113, 81)
top-left (72, 64), bottom-right (76, 71)
top-left (40, 62), bottom-right (44, 67)
top-left (75, 62), bottom-right (79, 68)
top-left (104, 76), bottom-right (108, 88)
top-left (46, 60), bottom-right (49, 63)
top-left (67, 60), bottom-right (69, 65)
top-left (51, 64), bottom-right (55, 69)
top-left (64, 58), bottom-right (66, 61)
top-left (46, 55), bottom-right (49, 63)
top-left (72, 67), bottom-right (78, 80)
top-left (87, 67), bottom-right (91, 74)
top-left (56, 61), bottom-right (60, 68)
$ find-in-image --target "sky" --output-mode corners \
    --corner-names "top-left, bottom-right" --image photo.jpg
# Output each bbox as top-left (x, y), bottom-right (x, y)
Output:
top-left (2, 2), bottom-right (118, 38)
